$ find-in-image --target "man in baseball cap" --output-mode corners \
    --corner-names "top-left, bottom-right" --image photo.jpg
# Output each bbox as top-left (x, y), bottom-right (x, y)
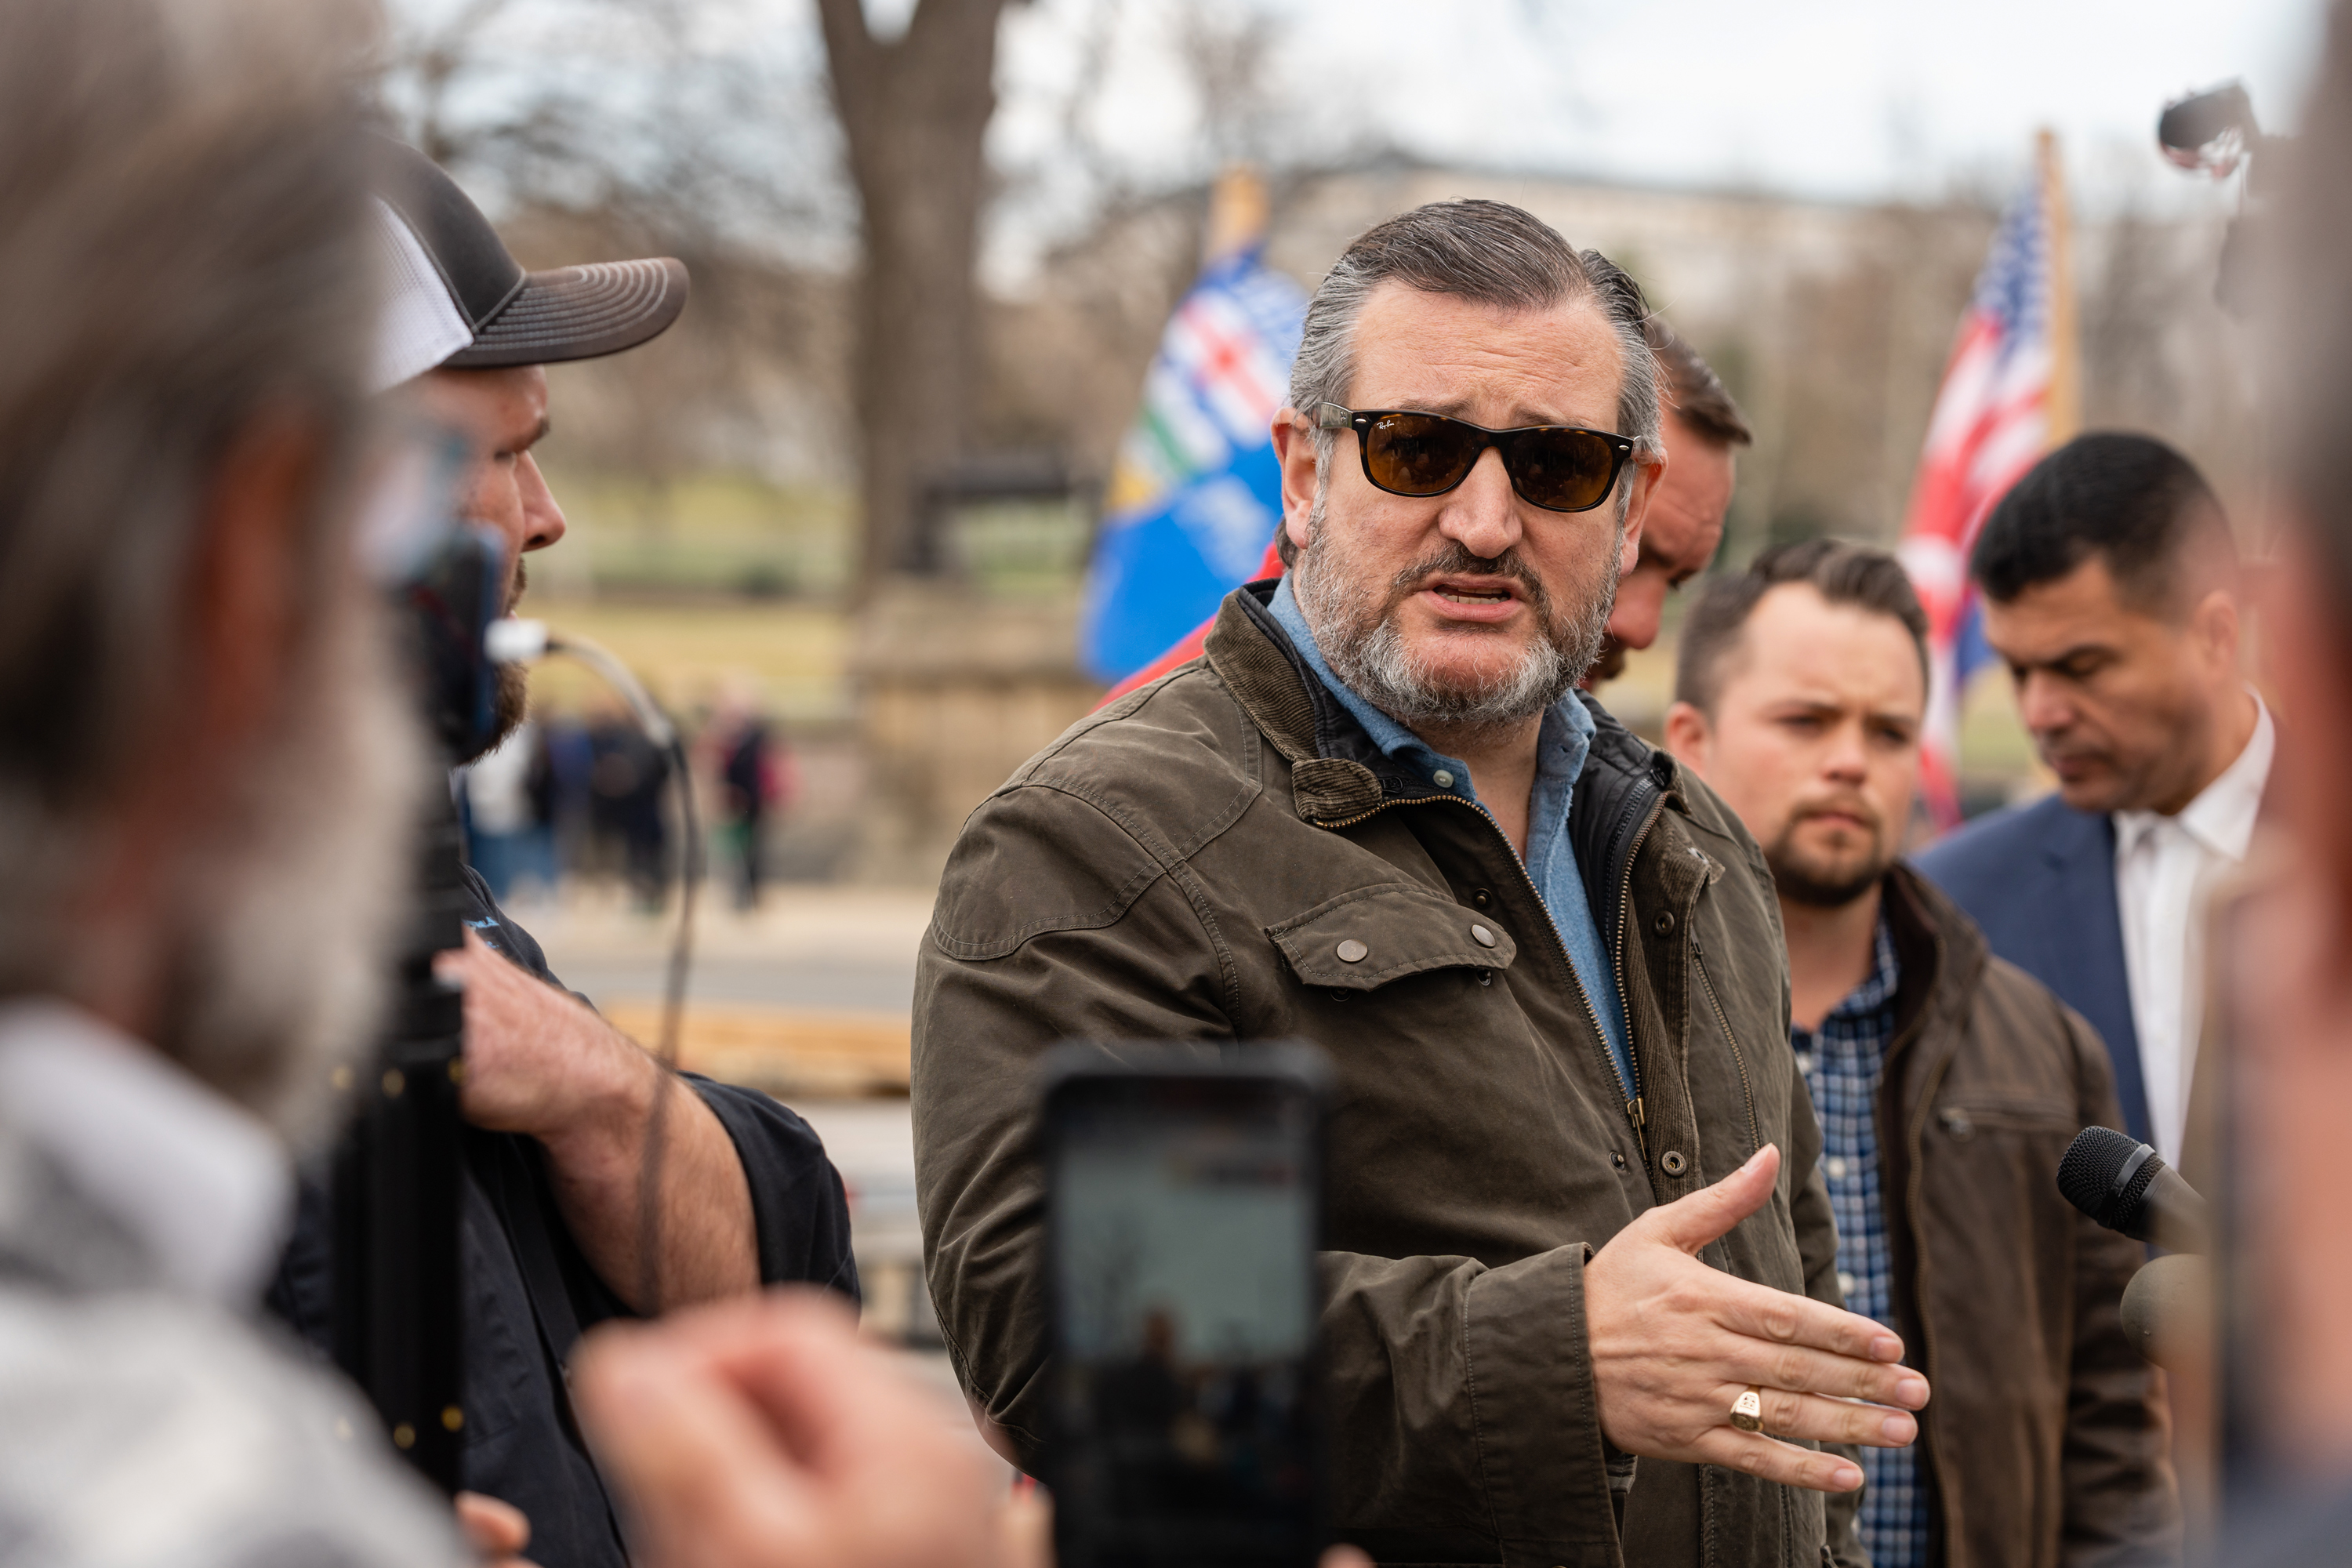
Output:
top-left (269, 140), bottom-right (858, 1568)
top-left (369, 136), bottom-right (688, 389)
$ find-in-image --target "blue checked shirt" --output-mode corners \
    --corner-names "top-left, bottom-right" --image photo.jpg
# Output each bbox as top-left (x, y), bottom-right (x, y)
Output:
top-left (1791, 916), bottom-right (1927, 1568)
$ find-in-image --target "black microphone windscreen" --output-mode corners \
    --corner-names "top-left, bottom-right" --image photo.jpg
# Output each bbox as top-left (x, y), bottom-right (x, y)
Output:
top-left (2058, 1126), bottom-right (2157, 1229)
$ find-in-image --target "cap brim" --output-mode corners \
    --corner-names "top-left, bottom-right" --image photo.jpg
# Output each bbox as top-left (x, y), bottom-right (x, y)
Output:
top-left (442, 256), bottom-right (688, 368)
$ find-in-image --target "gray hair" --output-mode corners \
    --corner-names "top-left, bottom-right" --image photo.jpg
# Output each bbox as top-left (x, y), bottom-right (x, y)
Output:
top-left (0, 0), bottom-right (409, 1130)
top-left (1279, 199), bottom-right (1661, 564)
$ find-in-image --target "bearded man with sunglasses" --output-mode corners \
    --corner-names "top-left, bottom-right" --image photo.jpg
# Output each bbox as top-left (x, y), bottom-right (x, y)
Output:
top-left (914, 201), bottom-right (1916, 1567)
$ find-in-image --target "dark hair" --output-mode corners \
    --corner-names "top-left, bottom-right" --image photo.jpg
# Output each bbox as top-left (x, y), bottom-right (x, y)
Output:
top-left (1970, 433), bottom-right (2231, 612)
top-left (1278, 199), bottom-right (1659, 566)
top-left (1648, 317), bottom-right (1751, 448)
top-left (1674, 539), bottom-right (1929, 714)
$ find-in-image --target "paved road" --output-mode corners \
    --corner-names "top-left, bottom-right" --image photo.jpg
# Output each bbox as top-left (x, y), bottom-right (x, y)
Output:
top-left (552, 952), bottom-right (916, 1015)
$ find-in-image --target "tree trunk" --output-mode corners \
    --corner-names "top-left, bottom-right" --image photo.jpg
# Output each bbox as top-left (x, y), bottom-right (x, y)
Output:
top-left (815, 0), bottom-right (1010, 598)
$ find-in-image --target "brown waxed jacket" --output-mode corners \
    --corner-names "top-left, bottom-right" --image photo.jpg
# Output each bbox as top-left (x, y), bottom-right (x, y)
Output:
top-left (914, 584), bottom-right (1867, 1568)
top-left (1871, 864), bottom-right (2180, 1566)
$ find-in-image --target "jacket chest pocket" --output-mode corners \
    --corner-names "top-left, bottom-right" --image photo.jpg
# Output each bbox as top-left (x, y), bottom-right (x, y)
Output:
top-left (1266, 882), bottom-right (1516, 993)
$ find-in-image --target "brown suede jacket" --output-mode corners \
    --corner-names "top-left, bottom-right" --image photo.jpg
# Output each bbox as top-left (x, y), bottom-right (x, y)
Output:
top-left (1871, 864), bottom-right (2180, 1566)
top-left (914, 584), bottom-right (1865, 1568)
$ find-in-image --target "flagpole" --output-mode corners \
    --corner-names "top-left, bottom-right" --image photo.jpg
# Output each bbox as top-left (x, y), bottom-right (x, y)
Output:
top-left (1203, 164), bottom-right (1269, 268)
top-left (2038, 128), bottom-right (2083, 446)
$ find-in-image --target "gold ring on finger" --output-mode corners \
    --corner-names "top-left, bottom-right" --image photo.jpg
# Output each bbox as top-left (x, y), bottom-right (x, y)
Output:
top-left (1730, 1386), bottom-right (1766, 1433)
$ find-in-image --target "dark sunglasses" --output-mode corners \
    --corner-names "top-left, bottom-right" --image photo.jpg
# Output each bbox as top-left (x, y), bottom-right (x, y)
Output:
top-left (1319, 402), bottom-right (1636, 514)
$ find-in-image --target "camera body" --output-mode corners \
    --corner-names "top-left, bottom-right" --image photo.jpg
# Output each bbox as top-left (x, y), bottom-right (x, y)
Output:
top-left (332, 511), bottom-right (506, 1490)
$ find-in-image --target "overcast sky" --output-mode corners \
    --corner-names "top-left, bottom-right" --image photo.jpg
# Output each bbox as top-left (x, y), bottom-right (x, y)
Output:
top-left (989, 0), bottom-right (2326, 214)
top-left (400, 0), bottom-right (2332, 278)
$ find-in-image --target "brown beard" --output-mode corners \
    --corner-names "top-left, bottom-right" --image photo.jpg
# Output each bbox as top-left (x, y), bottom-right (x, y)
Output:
top-left (467, 556), bottom-right (532, 763)
top-left (1762, 804), bottom-right (1893, 909)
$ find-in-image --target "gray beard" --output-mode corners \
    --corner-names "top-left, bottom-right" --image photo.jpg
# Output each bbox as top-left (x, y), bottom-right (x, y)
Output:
top-left (1292, 480), bottom-right (1619, 735)
top-left (147, 596), bottom-right (423, 1147)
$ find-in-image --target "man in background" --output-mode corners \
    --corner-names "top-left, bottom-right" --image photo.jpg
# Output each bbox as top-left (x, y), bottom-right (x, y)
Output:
top-left (1583, 317), bottom-right (1752, 688)
top-left (267, 139), bottom-right (857, 1568)
top-left (1915, 434), bottom-right (2267, 1168)
top-left (1667, 540), bottom-right (2178, 1566)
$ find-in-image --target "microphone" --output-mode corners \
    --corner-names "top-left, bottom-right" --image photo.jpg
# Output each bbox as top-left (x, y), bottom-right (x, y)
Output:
top-left (2119, 1254), bottom-right (2212, 1369)
top-left (2056, 1127), bottom-right (2212, 1254)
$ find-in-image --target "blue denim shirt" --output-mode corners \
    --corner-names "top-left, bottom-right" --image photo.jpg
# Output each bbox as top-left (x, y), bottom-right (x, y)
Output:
top-left (1267, 578), bottom-right (1635, 1093)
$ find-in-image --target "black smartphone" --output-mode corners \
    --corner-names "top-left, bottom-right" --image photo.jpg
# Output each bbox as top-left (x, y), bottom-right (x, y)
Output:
top-left (1041, 1043), bottom-right (1329, 1568)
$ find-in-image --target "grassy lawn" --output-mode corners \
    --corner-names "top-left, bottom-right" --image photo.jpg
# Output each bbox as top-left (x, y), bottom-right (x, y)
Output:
top-left (522, 599), bottom-right (854, 723)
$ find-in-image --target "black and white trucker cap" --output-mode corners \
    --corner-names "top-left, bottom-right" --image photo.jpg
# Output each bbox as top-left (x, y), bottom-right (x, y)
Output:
top-left (368, 136), bottom-right (688, 392)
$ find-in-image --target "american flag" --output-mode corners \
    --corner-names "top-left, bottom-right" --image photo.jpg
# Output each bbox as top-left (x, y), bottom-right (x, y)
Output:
top-left (1897, 140), bottom-right (2074, 826)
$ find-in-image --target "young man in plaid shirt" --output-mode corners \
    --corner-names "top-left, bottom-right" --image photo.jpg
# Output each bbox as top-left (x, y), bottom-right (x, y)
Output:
top-left (1665, 540), bottom-right (2179, 1567)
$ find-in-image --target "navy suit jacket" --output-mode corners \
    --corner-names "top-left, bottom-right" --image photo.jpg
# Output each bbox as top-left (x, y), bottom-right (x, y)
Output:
top-left (1912, 793), bottom-right (2151, 1145)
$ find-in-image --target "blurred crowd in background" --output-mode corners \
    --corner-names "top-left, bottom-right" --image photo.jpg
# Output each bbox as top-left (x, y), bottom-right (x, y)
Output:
top-left (462, 699), bottom-right (789, 910)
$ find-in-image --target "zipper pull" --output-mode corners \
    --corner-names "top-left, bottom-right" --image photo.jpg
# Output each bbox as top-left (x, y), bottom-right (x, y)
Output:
top-left (1627, 1097), bottom-right (1646, 1129)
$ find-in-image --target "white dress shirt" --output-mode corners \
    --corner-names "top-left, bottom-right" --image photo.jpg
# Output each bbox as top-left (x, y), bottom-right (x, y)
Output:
top-left (2112, 696), bottom-right (2274, 1163)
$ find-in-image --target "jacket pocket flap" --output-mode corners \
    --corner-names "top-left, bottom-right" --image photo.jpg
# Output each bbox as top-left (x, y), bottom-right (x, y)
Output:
top-left (1266, 883), bottom-right (1516, 990)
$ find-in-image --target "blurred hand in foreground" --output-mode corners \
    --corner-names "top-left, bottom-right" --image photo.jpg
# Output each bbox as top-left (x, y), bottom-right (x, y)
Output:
top-left (575, 1288), bottom-right (1377, 1568)
top-left (455, 1491), bottom-right (533, 1566)
top-left (575, 1289), bottom-right (1036, 1568)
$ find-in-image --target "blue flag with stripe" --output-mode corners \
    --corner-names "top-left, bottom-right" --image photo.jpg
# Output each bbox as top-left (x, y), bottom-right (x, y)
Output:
top-left (1080, 247), bottom-right (1306, 683)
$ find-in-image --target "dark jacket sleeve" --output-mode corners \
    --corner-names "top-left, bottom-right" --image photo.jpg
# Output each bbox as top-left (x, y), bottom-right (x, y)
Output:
top-left (688, 1075), bottom-right (858, 1302)
top-left (915, 784), bottom-right (1628, 1555)
top-left (1319, 1246), bottom-right (1624, 1564)
top-left (2055, 1010), bottom-right (2183, 1566)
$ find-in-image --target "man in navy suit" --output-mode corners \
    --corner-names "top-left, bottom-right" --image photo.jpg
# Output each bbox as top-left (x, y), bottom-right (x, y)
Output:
top-left (1914, 434), bottom-right (2270, 1166)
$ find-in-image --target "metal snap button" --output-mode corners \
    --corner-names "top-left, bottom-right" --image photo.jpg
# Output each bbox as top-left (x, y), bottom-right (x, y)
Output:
top-left (1469, 923), bottom-right (1497, 948)
top-left (1611, 1151), bottom-right (1627, 1170)
top-left (1652, 910), bottom-right (1675, 935)
top-left (1659, 1149), bottom-right (1690, 1177)
top-left (1432, 768), bottom-right (1455, 788)
top-left (1335, 938), bottom-right (1369, 964)
top-left (1471, 888), bottom-right (1493, 909)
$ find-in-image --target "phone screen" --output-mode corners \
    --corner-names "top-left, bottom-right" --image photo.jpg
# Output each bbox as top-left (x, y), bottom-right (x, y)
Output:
top-left (1047, 1070), bottom-right (1322, 1566)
